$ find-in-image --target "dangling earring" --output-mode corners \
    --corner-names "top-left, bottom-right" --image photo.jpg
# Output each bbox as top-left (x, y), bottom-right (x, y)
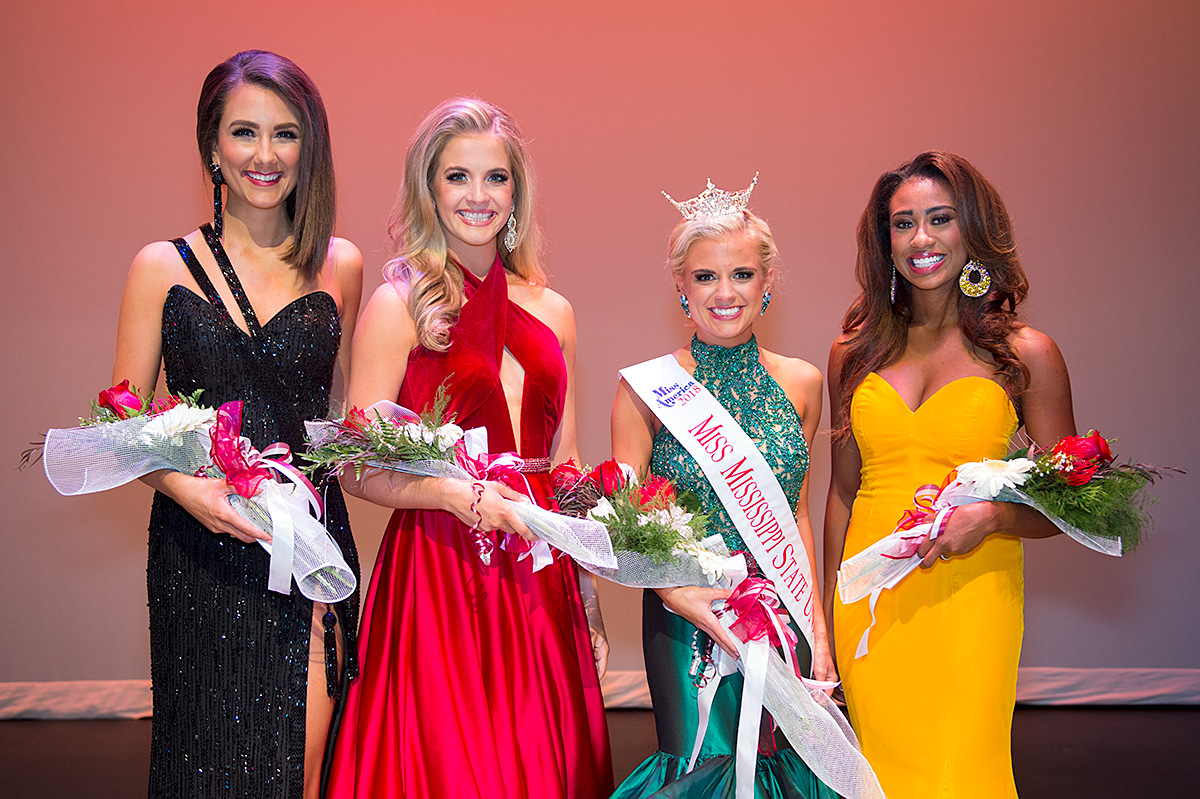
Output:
top-left (209, 161), bottom-right (224, 238)
top-left (504, 208), bottom-right (517, 252)
top-left (679, 294), bottom-right (691, 318)
top-left (959, 259), bottom-right (991, 297)
top-left (760, 291), bottom-right (772, 315)
top-left (890, 267), bottom-right (898, 303)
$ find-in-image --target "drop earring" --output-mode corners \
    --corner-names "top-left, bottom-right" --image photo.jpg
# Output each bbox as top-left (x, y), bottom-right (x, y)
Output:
top-left (504, 208), bottom-right (517, 251)
top-left (209, 161), bottom-right (224, 238)
top-left (890, 267), bottom-right (898, 303)
top-left (679, 294), bottom-right (691, 318)
top-left (760, 291), bottom-right (772, 315)
top-left (959, 259), bottom-right (991, 297)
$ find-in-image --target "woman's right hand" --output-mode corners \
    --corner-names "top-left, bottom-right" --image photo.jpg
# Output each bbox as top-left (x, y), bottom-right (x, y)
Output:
top-left (446, 479), bottom-right (536, 541)
top-left (151, 471), bottom-right (271, 544)
top-left (655, 585), bottom-right (740, 659)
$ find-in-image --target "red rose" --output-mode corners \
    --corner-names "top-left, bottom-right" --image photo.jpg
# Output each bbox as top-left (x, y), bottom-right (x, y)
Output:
top-left (1080, 431), bottom-right (1113, 463)
top-left (636, 474), bottom-right (677, 510)
top-left (149, 394), bottom-right (181, 414)
top-left (1050, 431), bottom-right (1113, 485)
top-left (98, 380), bottom-right (143, 420)
top-left (550, 459), bottom-right (586, 493)
top-left (1052, 432), bottom-right (1112, 464)
top-left (343, 407), bottom-right (370, 435)
top-left (587, 459), bottom-right (627, 496)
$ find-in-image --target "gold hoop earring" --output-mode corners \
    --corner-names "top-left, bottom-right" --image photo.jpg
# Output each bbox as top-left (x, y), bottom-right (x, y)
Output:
top-left (959, 260), bottom-right (991, 297)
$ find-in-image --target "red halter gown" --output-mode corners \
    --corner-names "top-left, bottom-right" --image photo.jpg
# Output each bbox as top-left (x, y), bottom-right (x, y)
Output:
top-left (327, 257), bottom-right (613, 798)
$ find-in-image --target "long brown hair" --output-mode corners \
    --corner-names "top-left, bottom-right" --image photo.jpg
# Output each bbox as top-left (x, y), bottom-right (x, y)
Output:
top-left (835, 151), bottom-right (1029, 438)
top-left (196, 50), bottom-right (336, 280)
top-left (383, 97), bottom-right (545, 351)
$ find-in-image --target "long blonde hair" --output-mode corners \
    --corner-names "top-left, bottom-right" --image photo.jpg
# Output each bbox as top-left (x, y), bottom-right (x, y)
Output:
top-left (384, 97), bottom-right (545, 351)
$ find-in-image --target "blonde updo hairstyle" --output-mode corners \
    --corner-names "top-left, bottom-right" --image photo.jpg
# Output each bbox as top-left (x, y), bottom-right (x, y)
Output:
top-left (667, 210), bottom-right (778, 287)
top-left (384, 97), bottom-right (545, 351)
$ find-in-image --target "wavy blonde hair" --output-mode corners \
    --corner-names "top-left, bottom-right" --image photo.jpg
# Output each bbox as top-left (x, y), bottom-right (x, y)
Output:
top-left (383, 97), bottom-right (545, 351)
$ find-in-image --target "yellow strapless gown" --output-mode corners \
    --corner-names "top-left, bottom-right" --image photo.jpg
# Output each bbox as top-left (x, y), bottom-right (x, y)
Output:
top-left (834, 373), bottom-right (1023, 799)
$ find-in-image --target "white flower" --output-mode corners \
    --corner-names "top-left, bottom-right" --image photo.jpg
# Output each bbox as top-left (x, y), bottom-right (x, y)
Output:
top-left (618, 462), bottom-right (639, 487)
top-left (401, 422), bottom-right (437, 446)
top-left (955, 457), bottom-right (1036, 498)
top-left (674, 539), bottom-right (726, 585)
top-left (587, 497), bottom-right (616, 521)
top-left (139, 405), bottom-right (216, 445)
top-left (434, 423), bottom-right (464, 450)
top-left (693, 548), bottom-right (726, 584)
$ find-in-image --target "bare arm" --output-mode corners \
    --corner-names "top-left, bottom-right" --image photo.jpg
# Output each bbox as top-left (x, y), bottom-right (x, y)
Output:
top-left (916, 326), bottom-right (1078, 566)
top-left (821, 337), bottom-right (862, 664)
top-left (112, 241), bottom-right (267, 543)
top-left (327, 237), bottom-right (364, 399)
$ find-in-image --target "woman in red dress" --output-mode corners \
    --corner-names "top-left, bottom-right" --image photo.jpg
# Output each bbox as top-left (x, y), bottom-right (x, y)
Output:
top-left (327, 97), bottom-right (613, 798)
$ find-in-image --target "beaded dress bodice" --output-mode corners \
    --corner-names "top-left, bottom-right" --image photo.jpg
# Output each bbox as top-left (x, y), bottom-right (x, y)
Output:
top-left (649, 335), bottom-right (808, 560)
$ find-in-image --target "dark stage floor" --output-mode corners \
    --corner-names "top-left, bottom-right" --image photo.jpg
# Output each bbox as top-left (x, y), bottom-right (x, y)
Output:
top-left (1, 706), bottom-right (1196, 797)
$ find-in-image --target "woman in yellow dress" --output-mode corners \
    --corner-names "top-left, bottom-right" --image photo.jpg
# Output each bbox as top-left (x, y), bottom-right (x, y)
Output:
top-left (822, 151), bottom-right (1077, 798)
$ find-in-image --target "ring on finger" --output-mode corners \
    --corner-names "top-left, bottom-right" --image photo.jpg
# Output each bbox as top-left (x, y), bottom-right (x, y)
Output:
top-left (939, 554), bottom-right (950, 561)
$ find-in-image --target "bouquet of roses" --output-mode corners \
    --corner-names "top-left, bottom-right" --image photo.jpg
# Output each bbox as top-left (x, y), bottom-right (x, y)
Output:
top-left (35, 381), bottom-right (356, 603)
top-left (304, 397), bottom-right (616, 571)
top-left (550, 460), bottom-right (746, 589)
top-left (838, 431), bottom-right (1177, 608)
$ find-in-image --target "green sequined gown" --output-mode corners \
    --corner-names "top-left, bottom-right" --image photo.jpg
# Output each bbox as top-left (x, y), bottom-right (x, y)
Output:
top-left (612, 336), bottom-right (837, 799)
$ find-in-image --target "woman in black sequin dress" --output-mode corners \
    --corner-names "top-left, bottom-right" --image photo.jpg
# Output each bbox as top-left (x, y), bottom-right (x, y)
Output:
top-left (111, 51), bottom-right (362, 799)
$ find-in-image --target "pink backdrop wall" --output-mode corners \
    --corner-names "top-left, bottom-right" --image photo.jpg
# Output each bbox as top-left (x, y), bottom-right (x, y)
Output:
top-left (2, 0), bottom-right (1196, 685)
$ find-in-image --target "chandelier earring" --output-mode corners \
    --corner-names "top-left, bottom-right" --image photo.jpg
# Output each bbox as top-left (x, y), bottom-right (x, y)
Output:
top-left (890, 266), bottom-right (898, 303)
top-left (504, 207), bottom-right (517, 252)
top-left (959, 259), bottom-right (991, 297)
top-left (760, 291), bottom-right (772, 315)
top-left (679, 294), bottom-right (691, 318)
top-left (209, 161), bottom-right (225, 238)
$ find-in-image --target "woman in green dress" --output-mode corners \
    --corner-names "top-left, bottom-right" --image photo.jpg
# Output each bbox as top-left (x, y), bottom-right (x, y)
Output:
top-left (610, 179), bottom-right (837, 798)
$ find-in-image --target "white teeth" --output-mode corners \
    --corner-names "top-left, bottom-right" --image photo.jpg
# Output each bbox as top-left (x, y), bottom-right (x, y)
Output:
top-left (247, 172), bottom-right (281, 183)
top-left (459, 211), bottom-right (494, 223)
top-left (710, 307), bottom-right (740, 318)
top-left (912, 255), bottom-right (943, 267)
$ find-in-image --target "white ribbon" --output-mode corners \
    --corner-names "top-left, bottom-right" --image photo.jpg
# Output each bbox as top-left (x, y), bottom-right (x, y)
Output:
top-left (852, 504), bottom-right (955, 659)
top-left (683, 600), bottom-right (877, 799)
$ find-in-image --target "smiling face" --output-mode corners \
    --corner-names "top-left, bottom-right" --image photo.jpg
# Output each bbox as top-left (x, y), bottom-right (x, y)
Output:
top-left (211, 83), bottom-right (303, 217)
top-left (888, 176), bottom-right (967, 296)
top-left (432, 133), bottom-right (513, 261)
top-left (677, 231), bottom-right (771, 348)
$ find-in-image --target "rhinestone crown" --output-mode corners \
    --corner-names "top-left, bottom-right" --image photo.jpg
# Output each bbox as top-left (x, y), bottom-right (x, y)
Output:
top-left (663, 172), bottom-right (759, 220)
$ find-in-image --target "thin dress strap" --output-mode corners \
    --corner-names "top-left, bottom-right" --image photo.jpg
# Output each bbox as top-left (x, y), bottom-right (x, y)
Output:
top-left (200, 223), bottom-right (264, 337)
top-left (170, 236), bottom-right (234, 326)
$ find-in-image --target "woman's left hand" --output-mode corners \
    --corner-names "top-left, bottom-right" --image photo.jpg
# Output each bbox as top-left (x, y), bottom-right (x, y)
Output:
top-left (590, 625), bottom-right (609, 680)
top-left (916, 500), bottom-right (1003, 568)
top-left (810, 640), bottom-right (838, 684)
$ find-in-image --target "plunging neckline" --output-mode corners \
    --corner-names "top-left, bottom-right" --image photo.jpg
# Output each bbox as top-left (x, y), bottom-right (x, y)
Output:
top-left (866, 371), bottom-right (1010, 415)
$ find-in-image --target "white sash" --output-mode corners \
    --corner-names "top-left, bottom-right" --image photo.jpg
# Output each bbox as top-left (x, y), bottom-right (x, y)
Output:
top-left (620, 354), bottom-right (816, 653)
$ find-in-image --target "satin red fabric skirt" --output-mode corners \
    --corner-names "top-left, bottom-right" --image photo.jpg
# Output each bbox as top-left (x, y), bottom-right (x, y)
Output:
top-left (328, 476), bottom-right (613, 798)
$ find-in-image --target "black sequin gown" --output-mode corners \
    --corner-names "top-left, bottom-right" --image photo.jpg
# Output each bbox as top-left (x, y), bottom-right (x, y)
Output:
top-left (145, 235), bottom-right (359, 798)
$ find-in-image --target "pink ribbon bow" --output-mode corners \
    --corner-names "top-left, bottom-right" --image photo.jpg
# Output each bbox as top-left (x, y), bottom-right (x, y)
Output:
top-left (726, 577), bottom-right (799, 652)
top-left (208, 401), bottom-right (324, 517)
top-left (881, 472), bottom-right (959, 560)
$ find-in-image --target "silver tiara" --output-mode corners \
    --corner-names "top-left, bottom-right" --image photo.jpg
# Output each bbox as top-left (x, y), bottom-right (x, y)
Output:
top-left (662, 172), bottom-right (759, 220)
